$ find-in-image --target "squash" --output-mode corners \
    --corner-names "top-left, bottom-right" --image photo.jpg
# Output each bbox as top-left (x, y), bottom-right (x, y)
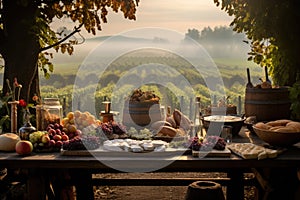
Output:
top-left (0, 133), bottom-right (20, 151)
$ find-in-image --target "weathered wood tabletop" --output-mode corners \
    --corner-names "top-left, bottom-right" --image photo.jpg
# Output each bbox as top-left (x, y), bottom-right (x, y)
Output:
top-left (0, 127), bottom-right (299, 200)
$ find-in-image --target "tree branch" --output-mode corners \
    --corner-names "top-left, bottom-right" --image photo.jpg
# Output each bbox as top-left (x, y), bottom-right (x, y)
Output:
top-left (39, 23), bottom-right (84, 52)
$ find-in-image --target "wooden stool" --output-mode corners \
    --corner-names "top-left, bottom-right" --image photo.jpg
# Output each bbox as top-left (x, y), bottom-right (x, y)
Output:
top-left (185, 181), bottom-right (225, 200)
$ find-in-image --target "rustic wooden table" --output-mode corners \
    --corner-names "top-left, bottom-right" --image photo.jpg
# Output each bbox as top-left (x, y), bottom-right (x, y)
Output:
top-left (0, 128), bottom-right (300, 200)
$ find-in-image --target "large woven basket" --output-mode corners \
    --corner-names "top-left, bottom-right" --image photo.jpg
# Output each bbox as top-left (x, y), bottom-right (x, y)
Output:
top-left (253, 126), bottom-right (300, 146)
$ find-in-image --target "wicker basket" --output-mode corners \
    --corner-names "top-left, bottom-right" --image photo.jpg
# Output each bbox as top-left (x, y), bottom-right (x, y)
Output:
top-left (253, 126), bottom-right (300, 146)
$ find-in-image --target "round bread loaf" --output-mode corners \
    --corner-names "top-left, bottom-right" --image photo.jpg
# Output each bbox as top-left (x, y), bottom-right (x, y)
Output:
top-left (150, 121), bottom-right (172, 130)
top-left (266, 119), bottom-right (292, 127)
top-left (166, 116), bottom-right (177, 128)
top-left (0, 133), bottom-right (21, 151)
top-left (158, 126), bottom-right (177, 137)
top-left (255, 122), bottom-right (271, 130)
top-left (286, 121), bottom-right (300, 132)
top-left (274, 126), bottom-right (298, 133)
top-left (269, 126), bottom-right (285, 131)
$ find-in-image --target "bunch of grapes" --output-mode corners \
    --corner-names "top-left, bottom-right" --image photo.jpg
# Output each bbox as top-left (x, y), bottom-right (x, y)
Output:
top-left (188, 136), bottom-right (202, 151)
top-left (111, 121), bottom-right (126, 134)
top-left (62, 136), bottom-right (100, 150)
top-left (213, 137), bottom-right (226, 150)
top-left (81, 136), bottom-right (101, 150)
top-left (29, 131), bottom-right (45, 145)
top-left (201, 142), bottom-right (214, 151)
top-left (203, 136), bottom-right (226, 150)
top-left (100, 122), bottom-right (113, 135)
top-left (62, 137), bottom-right (84, 150)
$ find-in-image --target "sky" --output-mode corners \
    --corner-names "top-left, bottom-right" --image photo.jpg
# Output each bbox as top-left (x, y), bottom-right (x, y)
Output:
top-left (53, 0), bottom-right (233, 38)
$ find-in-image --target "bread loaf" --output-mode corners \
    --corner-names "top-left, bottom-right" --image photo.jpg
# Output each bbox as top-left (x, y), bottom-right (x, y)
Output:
top-left (269, 126), bottom-right (285, 131)
top-left (173, 109), bottom-right (192, 131)
top-left (286, 121), bottom-right (300, 132)
top-left (0, 133), bottom-right (20, 151)
top-left (274, 127), bottom-right (298, 133)
top-left (255, 120), bottom-right (300, 133)
top-left (166, 116), bottom-right (177, 128)
top-left (158, 126), bottom-right (177, 137)
top-left (254, 122), bottom-right (271, 130)
top-left (266, 119), bottom-right (292, 127)
top-left (150, 121), bottom-right (172, 130)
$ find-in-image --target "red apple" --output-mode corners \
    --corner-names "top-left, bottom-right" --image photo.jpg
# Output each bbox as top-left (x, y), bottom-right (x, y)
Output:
top-left (15, 140), bottom-right (33, 155)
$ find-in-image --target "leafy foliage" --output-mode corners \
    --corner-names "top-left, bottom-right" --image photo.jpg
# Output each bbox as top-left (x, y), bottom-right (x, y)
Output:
top-left (214, 0), bottom-right (300, 119)
top-left (0, 0), bottom-right (140, 105)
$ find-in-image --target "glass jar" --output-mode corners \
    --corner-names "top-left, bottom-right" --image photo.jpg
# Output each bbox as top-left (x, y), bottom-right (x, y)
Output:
top-left (41, 98), bottom-right (62, 130)
top-left (35, 104), bottom-right (42, 131)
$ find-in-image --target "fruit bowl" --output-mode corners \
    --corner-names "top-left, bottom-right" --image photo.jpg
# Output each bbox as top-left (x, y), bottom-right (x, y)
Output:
top-left (253, 125), bottom-right (300, 146)
top-left (202, 115), bottom-right (244, 136)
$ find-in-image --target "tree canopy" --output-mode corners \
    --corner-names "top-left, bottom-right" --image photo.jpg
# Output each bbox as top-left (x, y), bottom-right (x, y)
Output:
top-left (214, 0), bottom-right (300, 119)
top-left (0, 0), bottom-right (139, 103)
top-left (214, 0), bottom-right (300, 86)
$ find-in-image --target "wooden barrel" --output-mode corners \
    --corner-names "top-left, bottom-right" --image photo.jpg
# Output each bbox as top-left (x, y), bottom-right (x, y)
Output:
top-left (244, 87), bottom-right (291, 121)
top-left (122, 101), bottom-right (162, 127)
top-left (185, 181), bottom-right (225, 200)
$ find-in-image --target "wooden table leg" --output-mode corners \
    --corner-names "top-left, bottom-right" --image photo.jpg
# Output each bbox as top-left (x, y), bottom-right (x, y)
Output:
top-left (70, 169), bottom-right (94, 200)
top-left (254, 168), bottom-right (300, 200)
top-left (227, 170), bottom-right (244, 200)
top-left (27, 169), bottom-right (47, 200)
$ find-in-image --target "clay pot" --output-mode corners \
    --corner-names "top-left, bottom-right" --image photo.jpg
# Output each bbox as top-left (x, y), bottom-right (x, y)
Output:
top-left (185, 181), bottom-right (225, 200)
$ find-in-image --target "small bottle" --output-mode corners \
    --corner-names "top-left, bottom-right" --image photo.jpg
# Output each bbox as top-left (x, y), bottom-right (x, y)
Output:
top-left (41, 98), bottom-right (63, 130)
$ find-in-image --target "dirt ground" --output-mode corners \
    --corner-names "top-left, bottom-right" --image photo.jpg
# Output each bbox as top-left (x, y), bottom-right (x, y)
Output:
top-left (93, 172), bottom-right (257, 200)
top-left (0, 171), bottom-right (256, 199)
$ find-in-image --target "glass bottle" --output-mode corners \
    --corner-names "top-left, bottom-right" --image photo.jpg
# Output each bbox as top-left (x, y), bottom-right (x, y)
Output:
top-left (41, 98), bottom-right (62, 130)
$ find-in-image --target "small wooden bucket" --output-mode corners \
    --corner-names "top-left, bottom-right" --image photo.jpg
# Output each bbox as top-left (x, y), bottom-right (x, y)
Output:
top-left (244, 87), bottom-right (291, 121)
top-left (122, 101), bottom-right (162, 127)
top-left (185, 181), bottom-right (225, 200)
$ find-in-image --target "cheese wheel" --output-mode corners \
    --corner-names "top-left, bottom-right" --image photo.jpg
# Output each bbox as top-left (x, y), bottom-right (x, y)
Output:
top-left (0, 133), bottom-right (21, 151)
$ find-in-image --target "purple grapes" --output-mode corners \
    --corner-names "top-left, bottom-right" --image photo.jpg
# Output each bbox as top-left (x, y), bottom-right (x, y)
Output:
top-left (62, 136), bottom-right (100, 150)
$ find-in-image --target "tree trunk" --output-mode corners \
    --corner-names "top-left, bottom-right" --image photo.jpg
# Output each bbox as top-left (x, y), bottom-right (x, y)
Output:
top-left (1, 0), bottom-right (40, 103)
